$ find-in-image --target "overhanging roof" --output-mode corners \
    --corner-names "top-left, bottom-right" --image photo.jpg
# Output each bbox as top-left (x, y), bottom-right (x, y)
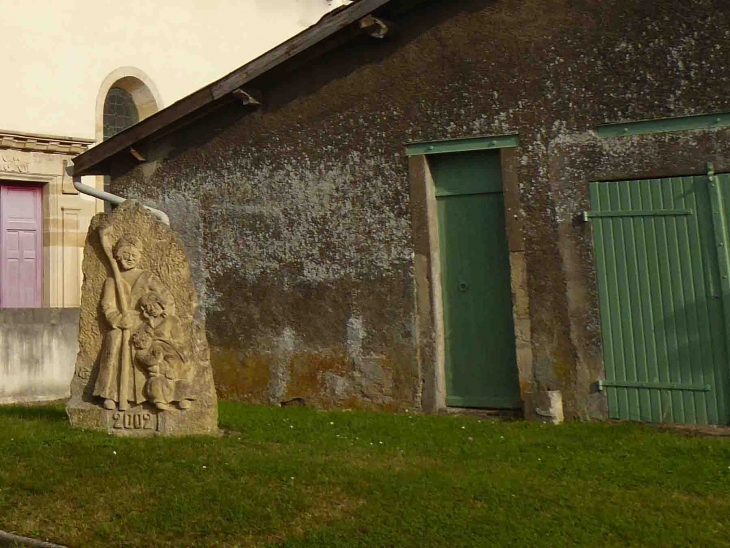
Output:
top-left (72, 0), bottom-right (394, 177)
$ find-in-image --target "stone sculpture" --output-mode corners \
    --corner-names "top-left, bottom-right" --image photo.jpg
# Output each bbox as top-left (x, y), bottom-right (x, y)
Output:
top-left (66, 201), bottom-right (217, 436)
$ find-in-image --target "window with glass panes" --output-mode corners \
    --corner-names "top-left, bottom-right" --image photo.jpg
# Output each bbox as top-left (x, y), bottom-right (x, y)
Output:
top-left (103, 88), bottom-right (139, 140)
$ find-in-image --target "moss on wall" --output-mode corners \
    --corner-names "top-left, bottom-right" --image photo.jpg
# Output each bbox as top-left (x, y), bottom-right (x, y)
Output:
top-left (110, 0), bottom-right (730, 417)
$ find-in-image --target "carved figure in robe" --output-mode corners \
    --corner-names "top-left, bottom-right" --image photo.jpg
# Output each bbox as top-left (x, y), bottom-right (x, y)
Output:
top-left (92, 234), bottom-right (172, 410)
top-left (134, 292), bottom-right (194, 410)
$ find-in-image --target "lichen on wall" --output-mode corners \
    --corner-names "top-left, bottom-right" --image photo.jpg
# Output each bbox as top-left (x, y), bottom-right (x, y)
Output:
top-left (110, 0), bottom-right (730, 417)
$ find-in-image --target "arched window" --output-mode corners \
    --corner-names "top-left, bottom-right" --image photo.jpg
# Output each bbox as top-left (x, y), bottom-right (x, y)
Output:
top-left (95, 68), bottom-right (162, 212)
top-left (96, 68), bottom-right (162, 143)
top-left (103, 87), bottom-right (140, 140)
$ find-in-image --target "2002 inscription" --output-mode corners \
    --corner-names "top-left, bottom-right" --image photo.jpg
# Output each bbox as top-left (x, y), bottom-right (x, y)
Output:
top-left (111, 411), bottom-right (158, 431)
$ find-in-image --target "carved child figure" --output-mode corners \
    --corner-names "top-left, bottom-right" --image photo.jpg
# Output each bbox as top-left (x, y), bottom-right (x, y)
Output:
top-left (133, 292), bottom-right (194, 410)
top-left (139, 292), bottom-right (182, 347)
top-left (132, 325), bottom-right (193, 411)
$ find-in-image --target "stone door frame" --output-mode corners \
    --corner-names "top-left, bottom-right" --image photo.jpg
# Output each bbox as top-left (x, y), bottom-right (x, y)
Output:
top-left (407, 136), bottom-right (533, 412)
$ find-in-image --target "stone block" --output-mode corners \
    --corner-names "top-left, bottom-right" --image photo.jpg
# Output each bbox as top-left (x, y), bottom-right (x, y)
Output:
top-left (514, 317), bottom-right (532, 347)
top-left (523, 390), bottom-right (564, 425)
top-left (0, 308), bottom-right (79, 404)
top-left (66, 201), bottom-right (218, 436)
top-left (509, 251), bottom-right (530, 319)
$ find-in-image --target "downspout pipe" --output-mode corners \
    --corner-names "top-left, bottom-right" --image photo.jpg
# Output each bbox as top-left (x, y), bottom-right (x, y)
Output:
top-left (71, 174), bottom-right (170, 226)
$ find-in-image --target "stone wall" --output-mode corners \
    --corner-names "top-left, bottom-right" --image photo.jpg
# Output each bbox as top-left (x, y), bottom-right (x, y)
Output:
top-left (107, 0), bottom-right (730, 417)
top-left (0, 308), bottom-right (79, 404)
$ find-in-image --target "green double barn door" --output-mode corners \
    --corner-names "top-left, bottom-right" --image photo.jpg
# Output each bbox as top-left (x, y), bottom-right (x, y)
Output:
top-left (430, 150), bottom-right (521, 409)
top-left (589, 174), bottom-right (730, 425)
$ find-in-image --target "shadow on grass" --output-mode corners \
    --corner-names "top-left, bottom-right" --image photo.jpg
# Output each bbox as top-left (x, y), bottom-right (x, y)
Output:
top-left (0, 404), bottom-right (67, 423)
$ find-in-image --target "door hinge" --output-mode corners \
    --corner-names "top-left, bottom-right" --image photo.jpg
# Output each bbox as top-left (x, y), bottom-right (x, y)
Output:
top-left (597, 379), bottom-right (711, 392)
top-left (583, 209), bottom-right (692, 221)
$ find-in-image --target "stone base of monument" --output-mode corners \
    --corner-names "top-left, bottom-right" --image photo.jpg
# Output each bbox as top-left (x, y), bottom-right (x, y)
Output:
top-left (66, 399), bottom-right (218, 437)
top-left (66, 201), bottom-right (218, 436)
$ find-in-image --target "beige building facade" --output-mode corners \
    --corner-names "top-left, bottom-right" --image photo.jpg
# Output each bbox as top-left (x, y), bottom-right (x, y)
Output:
top-left (0, 0), bottom-right (339, 139)
top-left (0, 0), bottom-right (337, 402)
top-left (1, 0), bottom-right (337, 309)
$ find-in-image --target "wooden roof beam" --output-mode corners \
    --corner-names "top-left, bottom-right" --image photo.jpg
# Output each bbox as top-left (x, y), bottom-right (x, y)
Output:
top-left (232, 89), bottom-right (262, 106)
top-left (69, 0), bottom-right (396, 177)
top-left (359, 15), bottom-right (391, 38)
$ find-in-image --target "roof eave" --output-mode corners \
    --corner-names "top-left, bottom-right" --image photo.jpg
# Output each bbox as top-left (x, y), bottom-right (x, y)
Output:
top-left (71, 0), bottom-right (394, 177)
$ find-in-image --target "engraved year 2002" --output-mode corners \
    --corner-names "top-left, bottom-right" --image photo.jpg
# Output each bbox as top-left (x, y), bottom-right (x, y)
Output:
top-left (112, 411), bottom-right (154, 430)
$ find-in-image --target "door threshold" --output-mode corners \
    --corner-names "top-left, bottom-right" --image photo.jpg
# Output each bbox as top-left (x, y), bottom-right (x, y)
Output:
top-left (441, 406), bottom-right (523, 420)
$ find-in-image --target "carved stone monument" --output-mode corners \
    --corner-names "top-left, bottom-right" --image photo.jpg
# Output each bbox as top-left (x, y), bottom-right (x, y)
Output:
top-left (66, 201), bottom-right (218, 436)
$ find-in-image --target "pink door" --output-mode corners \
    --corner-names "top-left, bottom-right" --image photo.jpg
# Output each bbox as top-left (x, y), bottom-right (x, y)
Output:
top-left (1, 185), bottom-right (42, 308)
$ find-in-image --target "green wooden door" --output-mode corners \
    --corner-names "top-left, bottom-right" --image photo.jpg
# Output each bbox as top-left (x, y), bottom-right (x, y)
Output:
top-left (431, 150), bottom-right (521, 409)
top-left (588, 175), bottom-right (730, 425)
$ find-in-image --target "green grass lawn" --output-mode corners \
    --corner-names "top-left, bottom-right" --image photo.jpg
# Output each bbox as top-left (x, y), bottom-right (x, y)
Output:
top-left (1, 403), bottom-right (729, 548)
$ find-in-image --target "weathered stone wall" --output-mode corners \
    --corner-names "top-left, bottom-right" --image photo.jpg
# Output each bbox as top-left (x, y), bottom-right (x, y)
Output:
top-left (108, 0), bottom-right (730, 416)
top-left (0, 308), bottom-right (79, 404)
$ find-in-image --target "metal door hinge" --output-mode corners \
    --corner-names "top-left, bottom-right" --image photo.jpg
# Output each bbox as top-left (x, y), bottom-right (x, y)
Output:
top-left (583, 209), bottom-right (692, 221)
top-left (597, 379), bottom-right (711, 392)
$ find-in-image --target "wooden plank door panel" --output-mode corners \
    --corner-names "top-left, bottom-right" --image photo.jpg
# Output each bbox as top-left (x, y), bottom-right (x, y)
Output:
top-left (590, 175), bottom-right (729, 425)
top-left (430, 150), bottom-right (521, 409)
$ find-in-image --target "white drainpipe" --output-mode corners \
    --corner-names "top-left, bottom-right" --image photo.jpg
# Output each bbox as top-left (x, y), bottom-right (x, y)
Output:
top-left (71, 174), bottom-right (170, 226)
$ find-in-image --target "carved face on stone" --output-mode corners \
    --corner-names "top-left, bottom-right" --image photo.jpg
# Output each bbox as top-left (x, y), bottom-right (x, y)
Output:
top-left (113, 235), bottom-right (143, 271)
top-left (131, 328), bottom-right (153, 350)
top-left (116, 245), bottom-right (141, 270)
top-left (139, 292), bottom-right (166, 320)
